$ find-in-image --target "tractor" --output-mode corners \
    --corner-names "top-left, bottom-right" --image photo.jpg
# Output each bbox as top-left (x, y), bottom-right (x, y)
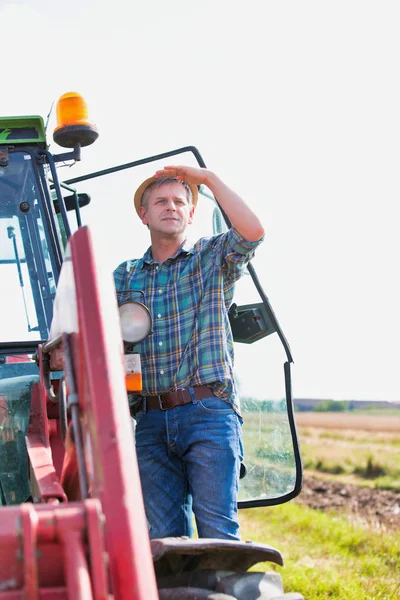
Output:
top-left (0, 92), bottom-right (303, 599)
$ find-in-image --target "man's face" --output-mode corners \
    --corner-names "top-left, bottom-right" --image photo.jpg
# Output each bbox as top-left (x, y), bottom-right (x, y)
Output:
top-left (139, 182), bottom-right (194, 235)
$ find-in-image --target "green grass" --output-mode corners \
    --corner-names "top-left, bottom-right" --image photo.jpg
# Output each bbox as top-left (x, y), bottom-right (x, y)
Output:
top-left (240, 502), bottom-right (400, 599)
top-left (299, 440), bottom-right (400, 491)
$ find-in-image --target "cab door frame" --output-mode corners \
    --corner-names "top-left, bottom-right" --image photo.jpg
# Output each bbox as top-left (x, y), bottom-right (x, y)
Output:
top-left (62, 145), bottom-right (303, 507)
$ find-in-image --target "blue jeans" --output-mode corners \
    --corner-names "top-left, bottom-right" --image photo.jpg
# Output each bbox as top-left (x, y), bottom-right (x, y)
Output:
top-left (134, 389), bottom-right (243, 540)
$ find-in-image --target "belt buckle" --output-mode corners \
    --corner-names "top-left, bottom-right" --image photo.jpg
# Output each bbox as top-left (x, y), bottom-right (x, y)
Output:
top-left (176, 388), bottom-right (186, 405)
top-left (158, 394), bottom-right (168, 411)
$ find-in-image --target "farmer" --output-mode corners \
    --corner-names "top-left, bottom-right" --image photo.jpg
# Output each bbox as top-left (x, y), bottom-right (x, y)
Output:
top-left (114, 165), bottom-right (264, 539)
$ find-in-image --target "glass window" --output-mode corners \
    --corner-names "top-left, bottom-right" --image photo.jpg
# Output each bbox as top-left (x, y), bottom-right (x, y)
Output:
top-left (0, 151), bottom-right (57, 342)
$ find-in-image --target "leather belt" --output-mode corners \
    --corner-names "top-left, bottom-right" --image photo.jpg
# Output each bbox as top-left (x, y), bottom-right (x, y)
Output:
top-left (141, 385), bottom-right (215, 411)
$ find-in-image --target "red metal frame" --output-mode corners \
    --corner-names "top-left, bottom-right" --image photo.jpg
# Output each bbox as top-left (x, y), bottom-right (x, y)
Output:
top-left (25, 368), bottom-right (67, 504)
top-left (69, 227), bottom-right (158, 598)
top-left (0, 500), bottom-right (108, 599)
top-left (0, 227), bottom-right (159, 599)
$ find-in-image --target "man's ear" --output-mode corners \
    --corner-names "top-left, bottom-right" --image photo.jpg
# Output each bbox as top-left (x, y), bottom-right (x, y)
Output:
top-left (188, 205), bottom-right (195, 225)
top-left (139, 205), bottom-right (148, 225)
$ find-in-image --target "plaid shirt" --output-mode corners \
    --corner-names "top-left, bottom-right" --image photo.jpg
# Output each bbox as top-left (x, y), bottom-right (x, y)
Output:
top-left (114, 228), bottom-right (263, 414)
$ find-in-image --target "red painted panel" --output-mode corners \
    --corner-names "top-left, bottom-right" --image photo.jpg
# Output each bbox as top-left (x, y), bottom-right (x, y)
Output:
top-left (69, 227), bottom-right (158, 599)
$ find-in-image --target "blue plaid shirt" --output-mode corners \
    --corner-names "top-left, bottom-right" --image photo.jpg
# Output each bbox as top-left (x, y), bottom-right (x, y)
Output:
top-left (114, 228), bottom-right (263, 414)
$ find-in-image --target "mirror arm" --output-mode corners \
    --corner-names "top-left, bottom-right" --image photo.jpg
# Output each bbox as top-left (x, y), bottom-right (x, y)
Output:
top-left (247, 262), bottom-right (293, 364)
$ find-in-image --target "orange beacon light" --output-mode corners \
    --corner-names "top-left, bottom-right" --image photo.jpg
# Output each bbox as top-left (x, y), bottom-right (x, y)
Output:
top-left (53, 91), bottom-right (98, 148)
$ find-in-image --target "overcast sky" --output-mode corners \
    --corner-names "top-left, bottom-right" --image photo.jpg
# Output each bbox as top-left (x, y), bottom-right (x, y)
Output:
top-left (1, 1), bottom-right (399, 402)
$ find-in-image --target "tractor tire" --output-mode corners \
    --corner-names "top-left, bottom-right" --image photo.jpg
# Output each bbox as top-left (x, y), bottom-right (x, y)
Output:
top-left (157, 571), bottom-right (304, 600)
top-left (215, 572), bottom-right (304, 599)
top-left (158, 589), bottom-right (236, 600)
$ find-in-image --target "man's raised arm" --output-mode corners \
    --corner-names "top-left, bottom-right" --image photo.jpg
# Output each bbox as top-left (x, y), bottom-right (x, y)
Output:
top-left (154, 165), bottom-right (265, 242)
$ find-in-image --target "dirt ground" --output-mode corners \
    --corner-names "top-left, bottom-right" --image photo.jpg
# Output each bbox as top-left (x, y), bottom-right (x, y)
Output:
top-left (294, 474), bottom-right (400, 532)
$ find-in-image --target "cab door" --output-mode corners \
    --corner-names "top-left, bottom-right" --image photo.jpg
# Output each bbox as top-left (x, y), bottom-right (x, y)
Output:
top-left (60, 146), bottom-right (302, 507)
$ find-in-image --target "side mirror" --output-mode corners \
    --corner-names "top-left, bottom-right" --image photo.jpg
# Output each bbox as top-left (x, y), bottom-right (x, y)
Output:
top-left (53, 193), bottom-right (91, 214)
top-left (229, 302), bottom-right (276, 344)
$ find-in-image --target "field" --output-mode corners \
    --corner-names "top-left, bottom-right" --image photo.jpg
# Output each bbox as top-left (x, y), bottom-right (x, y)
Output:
top-left (295, 412), bottom-right (400, 492)
top-left (295, 411), bottom-right (400, 432)
top-left (239, 411), bottom-right (400, 599)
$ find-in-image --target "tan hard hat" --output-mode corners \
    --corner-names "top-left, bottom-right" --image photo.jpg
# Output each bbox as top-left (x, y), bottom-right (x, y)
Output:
top-left (133, 176), bottom-right (198, 216)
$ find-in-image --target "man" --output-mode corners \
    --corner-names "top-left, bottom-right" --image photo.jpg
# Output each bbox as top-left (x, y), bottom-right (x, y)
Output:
top-left (114, 165), bottom-right (264, 540)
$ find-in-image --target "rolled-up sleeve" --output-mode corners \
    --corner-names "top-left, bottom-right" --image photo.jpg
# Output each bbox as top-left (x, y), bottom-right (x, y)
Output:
top-left (215, 228), bottom-right (264, 284)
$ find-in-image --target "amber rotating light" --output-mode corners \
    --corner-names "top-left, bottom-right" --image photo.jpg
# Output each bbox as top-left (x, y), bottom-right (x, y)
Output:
top-left (53, 92), bottom-right (99, 148)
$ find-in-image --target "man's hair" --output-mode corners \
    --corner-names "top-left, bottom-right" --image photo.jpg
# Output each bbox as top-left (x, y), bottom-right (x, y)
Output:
top-left (141, 177), bottom-right (193, 210)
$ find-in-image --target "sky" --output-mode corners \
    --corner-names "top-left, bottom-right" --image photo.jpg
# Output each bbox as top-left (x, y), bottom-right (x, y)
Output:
top-left (1, 0), bottom-right (399, 402)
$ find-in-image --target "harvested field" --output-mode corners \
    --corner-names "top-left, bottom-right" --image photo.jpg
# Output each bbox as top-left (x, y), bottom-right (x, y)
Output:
top-left (295, 411), bottom-right (400, 432)
top-left (294, 410), bottom-right (400, 530)
top-left (295, 474), bottom-right (400, 531)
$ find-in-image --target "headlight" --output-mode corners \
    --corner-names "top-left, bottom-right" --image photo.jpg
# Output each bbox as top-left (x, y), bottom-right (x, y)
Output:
top-left (119, 301), bottom-right (152, 343)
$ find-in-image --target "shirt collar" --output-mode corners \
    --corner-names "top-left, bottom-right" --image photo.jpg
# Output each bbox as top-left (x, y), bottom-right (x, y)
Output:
top-left (142, 238), bottom-right (195, 267)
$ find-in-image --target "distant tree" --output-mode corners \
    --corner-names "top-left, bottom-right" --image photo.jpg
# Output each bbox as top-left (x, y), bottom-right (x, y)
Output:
top-left (313, 399), bottom-right (349, 412)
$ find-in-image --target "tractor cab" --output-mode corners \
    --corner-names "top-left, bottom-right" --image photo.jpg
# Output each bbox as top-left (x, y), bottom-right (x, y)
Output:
top-left (0, 96), bottom-right (97, 505)
top-left (0, 118), bottom-right (58, 504)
